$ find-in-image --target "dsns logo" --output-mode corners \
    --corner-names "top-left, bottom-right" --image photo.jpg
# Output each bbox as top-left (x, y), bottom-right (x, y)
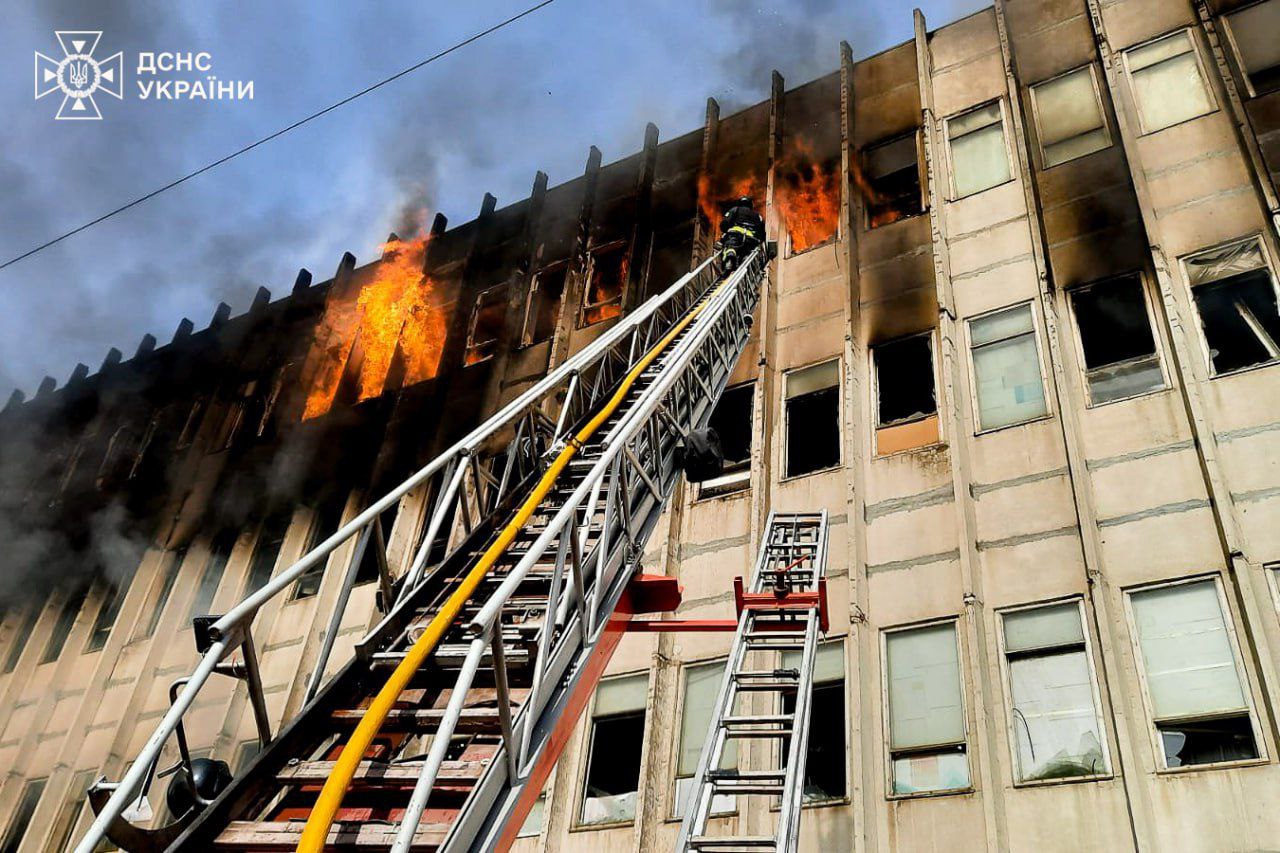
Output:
top-left (34, 31), bottom-right (123, 120)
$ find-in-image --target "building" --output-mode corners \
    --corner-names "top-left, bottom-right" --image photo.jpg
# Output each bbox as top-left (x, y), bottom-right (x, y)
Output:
top-left (3, 0), bottom-right (1280, 848)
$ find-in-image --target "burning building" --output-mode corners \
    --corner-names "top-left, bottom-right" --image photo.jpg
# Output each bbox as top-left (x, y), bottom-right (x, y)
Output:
top-left (4, 0), bottom-right (1280, 849)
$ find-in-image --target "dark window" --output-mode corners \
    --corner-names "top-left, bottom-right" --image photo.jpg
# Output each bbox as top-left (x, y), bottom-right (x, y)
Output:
top-left (1159, 715), bottom-right (1258, 767)
top-left (700, 384), bottom-right (754, 497)
top-left (1226, 1), bottom-right (1280, 96)
top-left (523, 263), bottom-right (567, 345)
top-left (48, 770), bottom-right (96, 853)
top-left (292, 497), bottom-right (345, 600)
top-left (2, 606), bottom-right (40, 674)
top-left (353, 504), bottom-right (397, 587)
top-left (580, 244), bottom-right (627, 327)
top-left (781, 644), bottom-right (846, 803)
top-left (465, 286), bottom-right (508, 365)
top-left (862, 132), bottom-right (923, 228)
top-left (785, 361), bottom-right (840, 478)
top-left (86, 581), bottom-right (123, 653)
top-left (1070, 277), bottom-right (1165, 404)
top-left (1186, 240), bottom-right (1280, 375)
top-left (243, 514), bottom-right (291, 598)
top-left (190, 530), bottom-right (238, 620)
top-left (580, 712), bottom-right (645, 825)
top-left (139, 548), bottom-right (186, 639)
top-left (875, 334), bottom-right (937, 427)
top-left (1, 777), bottom-right (46, 853)
top-left (42, 586), bottom-right (88, 663)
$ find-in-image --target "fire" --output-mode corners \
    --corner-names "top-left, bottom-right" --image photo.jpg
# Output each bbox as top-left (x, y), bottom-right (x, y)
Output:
top-left (776, 138), bottom-right (840, 253)
top-left (697, 172), bottom-right (764, 232)
top-left (848, 156), bottom-right (905, 230)
top-left (303, 233), bottom-right (446, 420)
top-left (581, 249), bottom-right (628, 326)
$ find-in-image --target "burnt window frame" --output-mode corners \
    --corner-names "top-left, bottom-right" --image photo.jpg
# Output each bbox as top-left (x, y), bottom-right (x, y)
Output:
top-left (1221, 0), bottom-right (1280, 99)
top-left (1065, 274), bottom-right (1169, 407)
top-left (1182, 235), bottom-right (1280, 377)
top-left (578, 240), bottom-right (629, 328)
top-left (942, 98), bottom-right (1015, 201)
top-left (464, 284), bottom-right (509, 366)
top-left (696, 381), bottom-right (756, 500)
top-left (1120, 28), bottom-right (1219, 136)
top-left (520, 260), bottom-right (568, 347)
top-left (782, 358), bottom-right (842, 480)
top-left (860, 129), bottom-right (927, 230)
top-left (1123, 575), bottom-right (1267, 773)
top-left (870, 330), bottom-right (941, 456)
top-left (1027, 64), bottom-right (1113, 169)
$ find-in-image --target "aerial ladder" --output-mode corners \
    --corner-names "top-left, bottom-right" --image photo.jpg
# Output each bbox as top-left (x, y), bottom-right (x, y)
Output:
top-left (77, 244), bottom-right (784, 852)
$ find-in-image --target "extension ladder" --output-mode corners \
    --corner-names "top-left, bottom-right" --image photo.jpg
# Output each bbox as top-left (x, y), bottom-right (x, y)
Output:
top-left (77, 247), bottom-right (767, 852)
top-left (675, 511), bottom-right (829, 853)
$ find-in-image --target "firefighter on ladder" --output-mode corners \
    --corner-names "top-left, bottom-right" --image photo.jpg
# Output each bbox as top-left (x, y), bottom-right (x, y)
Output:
top-left (716, 195), bottom-right (766, 274)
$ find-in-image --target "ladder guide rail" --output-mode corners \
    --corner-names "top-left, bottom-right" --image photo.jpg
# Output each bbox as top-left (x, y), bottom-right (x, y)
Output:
top-left (76, 249), bottom-right (765, 852)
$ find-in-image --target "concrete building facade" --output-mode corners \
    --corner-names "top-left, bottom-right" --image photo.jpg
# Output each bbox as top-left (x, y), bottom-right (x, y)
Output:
top-left (2, 0), bottom-right (1280, 849)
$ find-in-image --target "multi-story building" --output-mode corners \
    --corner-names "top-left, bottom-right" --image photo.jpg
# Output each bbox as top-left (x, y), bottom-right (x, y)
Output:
top-left (2, 0), bottom-right (1280, 849)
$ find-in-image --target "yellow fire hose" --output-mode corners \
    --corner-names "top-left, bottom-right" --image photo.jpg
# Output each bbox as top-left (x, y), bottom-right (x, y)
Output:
top-left (297, 278), bottom-right (728, 850)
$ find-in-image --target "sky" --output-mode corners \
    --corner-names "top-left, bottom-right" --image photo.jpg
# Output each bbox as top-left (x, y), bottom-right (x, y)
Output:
top-left (0, 0), bottom-right (988, 400)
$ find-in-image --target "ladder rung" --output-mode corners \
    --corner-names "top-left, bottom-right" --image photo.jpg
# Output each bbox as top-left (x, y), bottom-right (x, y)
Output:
top-left (733, 669), bottom-right (798, 680)
top-left (333, 707), bottom-right (504, 734)
top-left (723, 729), bottom-right (793, 739)
top-left (731, 681), bottom-right (798, 692)
top-left (276, 758), bottom-right (484, 787)
top-left (214, 821), bottom-right (445, 850)
top-left (722, 714), bottom-right (792, 726)
top-left (690, 838), bottom-right (777, 850)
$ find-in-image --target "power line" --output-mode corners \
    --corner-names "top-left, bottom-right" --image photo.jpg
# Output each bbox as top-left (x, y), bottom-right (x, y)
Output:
top-left (0, 0), bottom-right (555, 274)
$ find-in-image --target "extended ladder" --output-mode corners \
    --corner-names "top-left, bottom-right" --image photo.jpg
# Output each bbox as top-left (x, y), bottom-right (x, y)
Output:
top-left (77, 247), bottom-right (768, 852)
top-left (675, 511), bottom-right (829, 853)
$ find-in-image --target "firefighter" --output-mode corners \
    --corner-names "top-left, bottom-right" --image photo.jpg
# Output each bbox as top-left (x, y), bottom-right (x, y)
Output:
top-left (716, 196), bottom-right (766, 273)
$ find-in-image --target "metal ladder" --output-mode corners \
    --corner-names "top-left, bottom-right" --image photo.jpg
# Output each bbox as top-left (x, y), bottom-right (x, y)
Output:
top-left (676, 511), bottom-right (829, 853)
top-left (77, 248), bottom-right (767, 853)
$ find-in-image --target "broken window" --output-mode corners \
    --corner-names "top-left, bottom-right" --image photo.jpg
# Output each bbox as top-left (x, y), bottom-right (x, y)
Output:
top-left (946, 102), bottom-right (1012, 198)
top-left (580, 673), bottom-right (647, 826)
top-left (885, 621), bottom-right (970, 795)
top-left (1, 777), bottom-right (47, 853)
top-left (2, 606), bottom-right (39, 674)
top-left (85, 575), bottom-right (130, 653)
top-left (862, 132), bottom-right (924, 228)
top-left (1030, 66), bottom-right (1111, 167)
top-left (1185, 238), bottom-right (1280, 375)
top-left (137, 547), bottom-right (186, 639)
top-left (873, 332), bottom-right (939, 455)
top-left (175, 398), bottom-right (205, 450)
top-left (522, 262), bottom-right (567, 345)
top-left (243, 513), bottom-right (291, 598)
top-left (1000, 601), bottom-right (1108, 782)
top-left (781, 642), bottom-right (846, 803)
top-left (1225, 1), bottom-right (1280, 97)
top-left (190, 530), bottom-right (238, 621)
top-left (292, 497), bottom-right (345, 601)
top-left (1069, 276), bottom-right (1166, 404)
top-left (1124, 31), bottom-right (1215, 133)
top-left (46, 769), bottom-right (96, 853)
top-left (1128, 579), bottom-right (1260, 768)
top-left (699, 383), bottom-right (754, 498)
top-left (969, 304), bottom-right (1048, 431)
top-left (212, 382), bottom-right (255, 451)
top-left (41, 585), bottom-right (88, 664)
top-left (784, 360), bottom-right (840, 478)
top-left (673, 660), bottom-right (737, 818)
top-left (580, 243), bottom-right (628, 327)
top-left (465, 285), bottom-right (508, 365)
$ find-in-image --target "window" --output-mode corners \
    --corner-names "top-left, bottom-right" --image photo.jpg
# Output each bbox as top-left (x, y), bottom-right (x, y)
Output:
top-left (2, 777), bottom-right (47, 853)
top-left (522, 262), bottom-right (567, 345)
top-left (233, 739), bottom-right (261, 774)
top-left (292, 498), bottom-right (345, 600)
top-left (137, 548), bottom-right (186, 639)
top-left (175, 399), bottom-right (205, 450)
top-left (1128, 579), bottom-right (1260, 768)
top-left (580, 243), bottom-right (627, 326)
top-left (517, 791), bottom-right (547, 838)
top-left (968, 304), bottom-right (1048, 431)
top-left (1185, 238), bottom-right (1280, 375)
top-left (3, 606), bottom-right (39, 674)
top-left (1000, 602), bottom-right (1108, 783)
top-left (699, 383), bottom-right (754, 497)
top-left (465, 285), bottom-right (508, 365)
top-left (46, 769), bottom-right (96, 853)
top-left (873, 333), bottom-right (939, 454)
top-left (884, 622), bottom-right (970, 795)
top-left (673, 660), bottom-right (737, 818)
top-left (784, 360), bottom-right (840, 478)
top-left (41, 586), bottom-right (88, 664)
top-left (190, 530), bottom-right (237, 621)
top-left (946, 102), bottom-right (1012, 198)
top-left (1030, 66), bottom-right (1111, 167)
top-left (85, 578), bottom-right (126, 653)
top-left (781, 642), bottom-right (846, 803)
top-left (1124, 31), bottom-right (1215, 133)
top-left (579, 673), bottom-right (647, 826)
top-left (1224, 1), bottom-right (1280, 97)
top-left (862, 132), bottom-right (924, 228)
top-left (1068, 276), bottom-right (1166, 404)
top-left (243, 514), bottom-right (290, 598)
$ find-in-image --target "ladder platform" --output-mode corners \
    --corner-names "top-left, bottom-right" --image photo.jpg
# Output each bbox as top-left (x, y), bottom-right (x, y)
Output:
top-left (213, 820), bottom-right (446, 850)
top-left (276, 759), bottom-right (485, 787)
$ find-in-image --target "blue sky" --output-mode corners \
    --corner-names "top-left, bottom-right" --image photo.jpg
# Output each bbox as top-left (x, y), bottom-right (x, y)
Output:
top-left (0, 0), bottom-right (986, 399)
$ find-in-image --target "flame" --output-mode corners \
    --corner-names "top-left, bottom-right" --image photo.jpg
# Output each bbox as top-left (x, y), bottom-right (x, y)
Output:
top-left (303, 233), bottom-right (445, 420)
top-left (776, 138), bottom-right (840, 253)
top-left (849, 155), bottom-right (910, 230)
top-left (697, 172), bottom-right (764, 232)
top-left (581, 248), bottom-right (628, 326)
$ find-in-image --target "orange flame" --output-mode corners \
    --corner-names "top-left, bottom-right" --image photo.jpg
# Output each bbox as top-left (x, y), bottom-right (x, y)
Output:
top-left (776, 138), bottom-right (840, 253)
top-left (303, 233), bottom-right (445, 419)
top-left (581, 248), bottom-right (628, 326)
top-left (697, 172), bottom-right (764, 233)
